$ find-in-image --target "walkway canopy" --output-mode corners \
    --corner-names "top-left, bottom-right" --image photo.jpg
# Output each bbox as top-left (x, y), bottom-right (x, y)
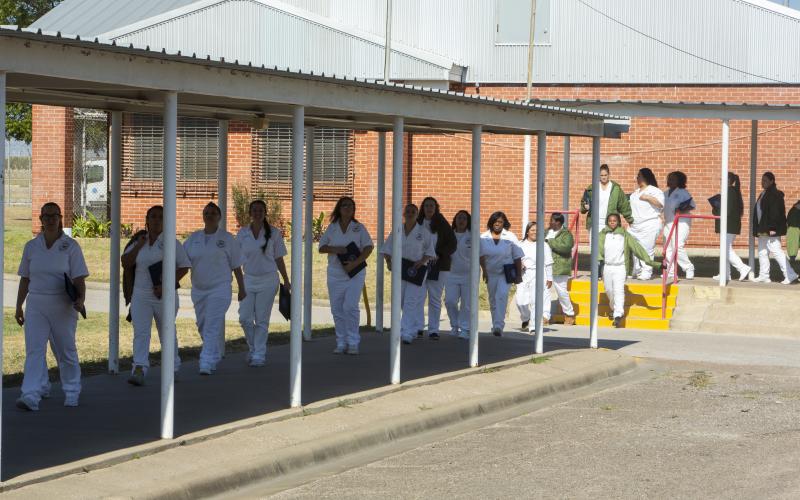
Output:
top-left (0, 26), bottom-right (627, 476)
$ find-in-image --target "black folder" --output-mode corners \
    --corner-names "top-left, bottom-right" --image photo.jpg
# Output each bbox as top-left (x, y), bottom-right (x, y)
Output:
top-left (147, 261), bottom-right (181, 293)
top-left (63, 273), bottom-right (87, 319)
top-left (279, 283), bottom-right (291, 321)
top-left (503, 263), bottom-right (518, 284)
top-left (708, 194), bottom-right (721, 211)
top-left (677, 197), bottom-right (695, 212)
top-left (427, 260), bottom-right (441, 281)
top-left (401, 258), bottom-right (427, 286)
top-left (336, 242), bottom-right (366, 278)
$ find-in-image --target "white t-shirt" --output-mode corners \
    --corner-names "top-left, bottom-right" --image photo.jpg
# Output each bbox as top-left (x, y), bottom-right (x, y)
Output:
top-left (319, 220), bottom-right (374, 280)
top-left (236, 225), bottom-right (287, 278)
top-left (123, 233), bottom-right (191, 295)
top-left (421, 218), bottom-right (439, 256)
top-left (630, 185), bottom-right (665, 224)
top-left (518, 239), bottom-right (553, 282)
top-left (597, 183), bottom-right (612, 230)
top-left (450, 231), bottom-right (473, 276)
top-left (480, 230), bottom-right (523, 275)
top-left (18, 233), bottom-right (89, 295)
top-left (603, 232), bottom-right (626, 266)
top-left (183, 228), bottom-right (242, 291)
top-left (663, 188), bottom-right (695, 223)
top-left (382, 223), bottom-right (435, 263)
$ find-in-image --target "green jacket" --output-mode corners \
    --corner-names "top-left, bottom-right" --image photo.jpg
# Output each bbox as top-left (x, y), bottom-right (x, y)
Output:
top-left (787, 204), bottom-right (800, 258)
top-left (713, 185), bottom-right (744, 235)
top-left (546, 228), bottom-right (574, 276)
top-left (598, 227), bottom-right (660, 276)
top-left (580, 181), bottom-right (633, 230)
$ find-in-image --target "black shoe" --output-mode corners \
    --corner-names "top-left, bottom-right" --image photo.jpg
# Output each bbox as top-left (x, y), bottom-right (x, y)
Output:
top-left (521, 321), bottom-right (529, 330)
top-left (612, 317), bottom-right (622, 328)
top-left (429, 332), bottom-right (440, 340)
top-left (417, 330), bottom-right (424, 339)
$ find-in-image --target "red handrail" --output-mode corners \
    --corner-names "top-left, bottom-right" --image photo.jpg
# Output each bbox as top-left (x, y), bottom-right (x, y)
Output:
top-left (660, 213), bottom-right (719, 318)
top-left (543, 209), bottom-right (580, 278)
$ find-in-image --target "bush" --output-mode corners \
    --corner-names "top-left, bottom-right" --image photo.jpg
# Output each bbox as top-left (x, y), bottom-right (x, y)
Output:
top-left (231, 184), bottom-right (284, 232)
top-left (72, 212), bottom-right (111, 238)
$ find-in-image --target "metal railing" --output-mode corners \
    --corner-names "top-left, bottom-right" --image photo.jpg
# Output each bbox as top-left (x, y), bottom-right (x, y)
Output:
top-left (661, 213), bottom-right (719, 318)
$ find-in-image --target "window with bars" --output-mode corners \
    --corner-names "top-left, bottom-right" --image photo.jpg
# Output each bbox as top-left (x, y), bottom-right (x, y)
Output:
top-left (121, 114), bottom-right (219, 195)
top-left (252, 125), bottom-right (353, 198)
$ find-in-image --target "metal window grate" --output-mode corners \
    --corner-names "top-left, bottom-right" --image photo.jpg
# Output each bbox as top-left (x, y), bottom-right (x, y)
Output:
top-left (252, 125), bottom-right (353, 199)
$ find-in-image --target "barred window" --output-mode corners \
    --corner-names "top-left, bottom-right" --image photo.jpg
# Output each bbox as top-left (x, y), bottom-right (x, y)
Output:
top-left (252, 125), bottom-right (353, 199)
top-left (121, 114), bottom-right (219, 195)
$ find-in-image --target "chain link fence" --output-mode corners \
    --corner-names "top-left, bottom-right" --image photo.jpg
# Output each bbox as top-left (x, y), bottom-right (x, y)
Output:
top-left (4, 139), bottom-right (32, 207)
top-left (73, 109), bottom-right (109, 219)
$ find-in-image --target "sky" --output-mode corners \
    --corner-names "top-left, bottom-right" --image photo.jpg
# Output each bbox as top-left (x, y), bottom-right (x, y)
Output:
top-left (767, 0), bottom-right (800, 9)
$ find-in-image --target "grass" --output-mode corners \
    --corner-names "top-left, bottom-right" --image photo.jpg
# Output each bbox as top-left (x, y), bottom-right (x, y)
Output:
top-left (531, 355), bottom-right (551, 364)
top-left (687, 371), bottom-right (713, 389)
top-left (2, 307), bottom-right (334, 387)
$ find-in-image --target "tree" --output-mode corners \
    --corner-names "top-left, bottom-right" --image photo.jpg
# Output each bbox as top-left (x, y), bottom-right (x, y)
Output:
top-left (2, 0), bottom-right (62, 142)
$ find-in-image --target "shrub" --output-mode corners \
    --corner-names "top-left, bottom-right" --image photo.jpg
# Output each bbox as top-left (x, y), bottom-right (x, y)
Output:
top-left (231, 184), bottom-right (284, 232)
top-left (72, 212), bottom-right (111, 238)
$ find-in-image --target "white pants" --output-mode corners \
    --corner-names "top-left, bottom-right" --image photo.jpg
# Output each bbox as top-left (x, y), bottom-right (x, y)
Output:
top-left (327, 270), bottom-right (366, 349)
top-left (192, 285), bottom-right (232, 370)
top-left (424, 271), bottom-right (448, 333)
top-left (757, 236), bottom-right (798, 282)
top-left (401, 279), bottom-right (427, 341)
top-left (21, 294), bottom-right (80, 403)
top-left (663, 221), bottom-right (694, 279)
top-left (238, 273), bottom-right (279, 363)
top-left (487, 273), bottom-right (511, 331)
top-left (444, 273), bottom-right (470, 335)
top-left (551, 275), bottom-right (575, 316)
top-left (515, 272), bottom-right (552, 323)
top-left (603, 264), bottom-right (627, 319)
top-left (720, 234), bottom-right (751, 280)
top-left (130, 291), bottom-right (181, 375)
top-left (629, 218), bottom-right (662, 279)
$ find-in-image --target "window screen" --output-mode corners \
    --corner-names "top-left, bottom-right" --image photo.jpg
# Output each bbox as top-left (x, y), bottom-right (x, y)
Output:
top-left (495, 0), bottom-right (550, 45)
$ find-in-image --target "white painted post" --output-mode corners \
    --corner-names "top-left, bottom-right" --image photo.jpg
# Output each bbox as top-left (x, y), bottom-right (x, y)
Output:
top-left (290, 107), bottom-right (305, 407)
top-left (217, 120), bottom-right (228, 358)
top-left (384, 0), bottom-right (393, 82)
top-left (749, 120), bottom-right (758, 272)
top-left (534, 132), bottom-right (546, 354)
top-left (589, 137), bottom-right (601, 349)
top-left (218, 120), bottom-right (228, 231)
top-left (719, 120), bottom-right (730, 287)
top-left (390, 117), bottom-right (404, 384)
top-left (470, 125), bottom-right (482, 367)
top-left (0, 70), bottom-right (6, 478)
top-left (161, 92), bottom-right (178, 439)
top-left (562, 136), bottom-right (570, 221)
top-left (522, 135), bottom-right (531, 232)
top-left (376, 132), bottom-right (387, 332)
top-left (303, 126), bottom-right (315, 342)
top-left (109, 111), bottom-right (122, 373)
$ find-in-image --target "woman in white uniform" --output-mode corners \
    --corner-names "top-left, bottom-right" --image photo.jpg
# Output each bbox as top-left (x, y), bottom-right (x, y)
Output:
top-left (479, 211), bottom-right (523, 337)
top-left (662, 171), bottom-right (696, 280)
top-left (444, 210), bottom-right (472, 339)
top-left (383, 204), bottom-right (435, 344)
top-left (122, 205), bottom-right (191, 386)
top-left (417, 197), bottom-right (457, 340)
top-left (753, 172), bottom-right (798, 284)
top-left (236, 200), bottom-right (289, 366)
top-left (319, 196), bottom-right (374, 354)
top-left (599, 213), bottom-right (661, 328)
top-left (628, 168), bottom-right (664, 280)
top-left (15, 202), bottom-right (88, 411)
top-left (515, 221), bottom-right (553, 333)
top-left (184, 202), bottom-right (245, 375)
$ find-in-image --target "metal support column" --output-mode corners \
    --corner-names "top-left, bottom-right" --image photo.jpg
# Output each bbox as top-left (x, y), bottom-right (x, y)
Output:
top-left (290, 107), bottom-right (305, 407)
top-left (534, 131), bottom-right (546, 354)
top-left (562, 137), bottom-right (571, 222)
top-left (719, 120), bottom-right (730, 287)
top-left (749, 120), bottom-right (758, 272)
top-left (109, 111), bottom-right (122, 373)
top-left (0, 70), bottom-right (6, 477)
top-left (390, 117), bottom-right (404, 384)
top-left (303, 126), bottom-right (315, 342)
top-left (589, 137), bottom-right (601, 349)
top-left (522, 135), bottom-right (531, 231)
top-left (469, 125), bottom-right (482, 367)
top-left (161, 92), bottom-right (178, 439)
top-left (376, 132), bottom-right (387, 332)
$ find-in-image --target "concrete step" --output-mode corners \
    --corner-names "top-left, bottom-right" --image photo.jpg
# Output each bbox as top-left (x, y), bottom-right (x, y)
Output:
top-left (567, 279), bottom-right (675, 296)
top-left (568, 291), bottom-right (677, 308)
top-left (551, 314), bottom-right (670, 330)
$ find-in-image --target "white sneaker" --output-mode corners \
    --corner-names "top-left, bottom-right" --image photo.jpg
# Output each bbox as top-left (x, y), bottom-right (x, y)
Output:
top-left (780, 277), bottom-right (795, 285)
top-left (64, 394), bottom-right (79, 407)
top-left (346, 347), bottom-right (359, 355)
top-left (739, 266), bottom-right (752, 281)
top-left (753, 275), bottom-right (771, 283)
top-left (458, 331), bottom-right (470, 340)
top-left (16, 395), bottom-right (39, 411)
top-left (199, 366), bottom-right (213, 376)
top-left (333, 346), bottom-right (346, 354)
top-left (248, 359), bottom-right (265, 367)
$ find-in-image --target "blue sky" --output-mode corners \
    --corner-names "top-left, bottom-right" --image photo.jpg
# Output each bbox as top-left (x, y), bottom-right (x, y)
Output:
top-left (767, 0), bottom-right (800, 9)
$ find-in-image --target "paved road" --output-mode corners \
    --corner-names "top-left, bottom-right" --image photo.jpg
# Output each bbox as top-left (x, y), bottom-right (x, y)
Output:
top-left (234, 360), bottom-right (800, 500)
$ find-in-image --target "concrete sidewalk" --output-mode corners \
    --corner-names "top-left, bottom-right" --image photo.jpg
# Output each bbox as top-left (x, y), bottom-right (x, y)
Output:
top-left (2, 343), bottom-right (634, 498)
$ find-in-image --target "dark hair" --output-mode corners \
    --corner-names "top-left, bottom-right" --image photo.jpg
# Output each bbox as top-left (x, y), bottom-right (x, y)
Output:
top-left (40, 202), bottom-right (64, 232)
top-left (763, 171), bottom-right (776, 185)
top-left (550, 212), bottom-right (565, 226)
top-left (522, 221), bottom-right (537, 241)
top-left (204, 201), bottom-right (222, 216)
top-left (330, 196), bottom-right (358, 224)
top-left (668, 171), bottom-right (688, 189)
top-left (417, 196), bottom-right (441, 223)
top-left (145, 205), bottom-right (163, 235)
top-left (404, 203), bottom-right (419, 214)
top-left (487, 211), bottom-right (511, 231)
top-left (606, 213), bottom-right (622, 226)
top-left (600, 164), bottom-right (610, 173)
top-left (249, 200), bottom-right (272, 253)
top-left (451, 210), bottom-right (471, 231)
top-left (638, 168), bottom-right (658, 188)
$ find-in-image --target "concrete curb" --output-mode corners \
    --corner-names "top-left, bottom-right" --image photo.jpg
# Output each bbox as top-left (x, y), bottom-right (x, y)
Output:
top-left (141, 351), bottom-right (636, 500)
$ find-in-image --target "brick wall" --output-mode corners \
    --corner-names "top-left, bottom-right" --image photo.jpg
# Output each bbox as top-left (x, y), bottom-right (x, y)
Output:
top-left (31, 105), bottom-right (74, 226)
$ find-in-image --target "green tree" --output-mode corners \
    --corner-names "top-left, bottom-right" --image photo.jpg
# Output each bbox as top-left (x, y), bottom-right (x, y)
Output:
top-left (1, 0), bottom-right (62, 143)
